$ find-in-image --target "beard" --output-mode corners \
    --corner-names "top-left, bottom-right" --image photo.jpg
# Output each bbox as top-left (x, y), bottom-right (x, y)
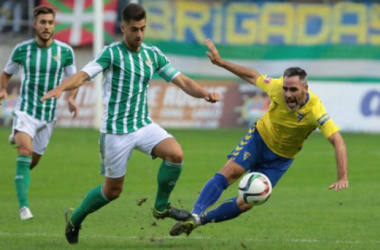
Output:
top-left (36, 31), bottom-right (53, 43)
top-left (285, 93), bottom-right (305, 112)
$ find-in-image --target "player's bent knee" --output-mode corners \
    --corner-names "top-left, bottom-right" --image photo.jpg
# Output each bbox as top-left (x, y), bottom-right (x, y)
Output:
top-left (18, 148), bottom-right (33, 156)
top-left (165, 152), bottom-right (184, 164)
top-left (104, 187), bottom-right (123, 201)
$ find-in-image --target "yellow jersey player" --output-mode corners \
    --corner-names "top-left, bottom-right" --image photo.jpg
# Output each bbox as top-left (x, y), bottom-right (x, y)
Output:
top-left (170, 39), bottom-right (348, 236)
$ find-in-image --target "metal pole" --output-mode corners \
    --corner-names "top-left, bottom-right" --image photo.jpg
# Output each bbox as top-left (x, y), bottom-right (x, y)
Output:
top-left (93, 0), bottom-right (104, 129)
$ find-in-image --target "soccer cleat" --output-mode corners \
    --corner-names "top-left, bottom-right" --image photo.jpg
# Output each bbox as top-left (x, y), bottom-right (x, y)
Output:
top-left (8, 134), bottom-right (15, 145)
top-left (152, 204), bottom-right (191, 221)
top-left (64, 208), bottom-right (81, 244)
top-left (169, 214), bottom-right (199, 236)
top-left (20, 207), bottom-right (33, 220)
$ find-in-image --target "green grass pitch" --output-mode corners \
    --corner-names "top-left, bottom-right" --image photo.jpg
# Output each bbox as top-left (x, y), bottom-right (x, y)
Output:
top-left (0, 127), bottom-right (379, 250)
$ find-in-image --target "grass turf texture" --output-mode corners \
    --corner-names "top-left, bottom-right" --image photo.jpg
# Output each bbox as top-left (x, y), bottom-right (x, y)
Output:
top-left (0, 127), bottom-right (379, 250)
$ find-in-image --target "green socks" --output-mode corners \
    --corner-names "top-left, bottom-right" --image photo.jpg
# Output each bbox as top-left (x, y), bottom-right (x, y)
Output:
top-left (71, 185), bottom-right (109, 227)
top-left (154, 160), bottom-right (183, 211)
top-left (15, 155), bottom-right (32, 209)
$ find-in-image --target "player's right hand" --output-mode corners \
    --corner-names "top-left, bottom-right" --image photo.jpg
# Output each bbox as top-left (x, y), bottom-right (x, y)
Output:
top-left (0, 89), bottom-right (7, 105)
top-left (41, 87), bottom-right (63, 102)
top-left (205, 39), bottom-right (222, 66)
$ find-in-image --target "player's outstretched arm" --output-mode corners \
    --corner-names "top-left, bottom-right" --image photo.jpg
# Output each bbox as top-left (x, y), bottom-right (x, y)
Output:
top-left (205, 39), bottom-right (260, 86)
top-left (66, 88), bottom-right (79, 118)
top-left (171, 73), bottom-right (220, 103)
top-left (327, 131), bottom-right (348, 190)
top-left (0, 72), bottom-right (12, 104)
top-left (41, 71), bottom-right (89, 102)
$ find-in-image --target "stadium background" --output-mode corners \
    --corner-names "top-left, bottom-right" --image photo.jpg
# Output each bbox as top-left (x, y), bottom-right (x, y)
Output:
top-left (1, 1), bottom-right (380, 249)
top-left (1, 0), bottom-right (380, 132)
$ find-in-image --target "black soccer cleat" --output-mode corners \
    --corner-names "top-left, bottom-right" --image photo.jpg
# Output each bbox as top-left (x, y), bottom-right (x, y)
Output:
top-left (152, 204), bottom-right (191, 221)
top-left (169, 215), bottom-right (198, 236)
top-left (64, 208), bottom-right (81, 244)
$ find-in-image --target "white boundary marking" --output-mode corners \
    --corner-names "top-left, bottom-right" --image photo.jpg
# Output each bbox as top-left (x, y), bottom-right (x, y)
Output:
top-left (0, 231), bottom-right (379, 244)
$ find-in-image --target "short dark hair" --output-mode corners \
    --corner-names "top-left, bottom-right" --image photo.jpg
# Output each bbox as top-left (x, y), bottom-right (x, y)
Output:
top-left (34, 6), bottom-right (55, 19)
top-left (122, 3), bottom-right (146, 23)
top-left (283, 67), bottom-right (307, 84)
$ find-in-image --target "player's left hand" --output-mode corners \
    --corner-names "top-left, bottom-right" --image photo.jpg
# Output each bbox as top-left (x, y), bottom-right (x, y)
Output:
top-left (205, 92), bottom-right (220, 103)
top-left (68, 98), bottom-right (79, 118)
top-left (41, 86), bottom-right (63, 102)
top-left (328, 178), bottom-right (348, 191)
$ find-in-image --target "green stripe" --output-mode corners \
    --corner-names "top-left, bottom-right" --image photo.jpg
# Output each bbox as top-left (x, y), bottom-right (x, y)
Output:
top-left (48, 0), bottom-right (72, 12)
top-left (144, 39), bottom-right (380, 60)
top-left (106, 47), bottom-right (119, 133)
top-left (116, 48), bottom-right (128, 133)
top-left (54, 24), bottom-right (72, 33)
top-left (36, 49), bottom-right (48, 120)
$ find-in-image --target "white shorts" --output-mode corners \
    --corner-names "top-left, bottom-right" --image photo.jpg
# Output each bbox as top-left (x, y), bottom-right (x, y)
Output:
top-left (11, 111), bottom-right (55, 155)
top-left (99, 122), bottom-right (173, 178)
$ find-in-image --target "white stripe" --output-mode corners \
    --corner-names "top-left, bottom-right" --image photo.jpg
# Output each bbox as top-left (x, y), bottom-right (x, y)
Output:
top-left (167, 55), bottom-right (380, 79)
top-left (124, 51), bottom-right (135, 133)
top-left (132, 54), bottom-right (144, 131)
top-left (102, 49), bottom-right (114, 132)
top-left (41, 49), bottom-right (52, 120)
top-left (22, 45), bottom-right (32, 113)
top-left (32, 48), bottom-right (41, 117)
top-left (142, 50), bottom-right (154, 126)
top-left (49, 46), bottom-right (61, 121)
top-left (112, 47), bottom-right (124, 133)
top-left (0, 231), bottom-right (377, 245)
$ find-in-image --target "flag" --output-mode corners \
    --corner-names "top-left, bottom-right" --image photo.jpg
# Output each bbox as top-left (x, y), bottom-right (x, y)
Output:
top-left (41, 0), bottom-right (118, 46)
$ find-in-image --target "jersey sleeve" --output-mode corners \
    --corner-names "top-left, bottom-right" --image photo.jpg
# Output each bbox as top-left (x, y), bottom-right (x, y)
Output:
top-left (256, 74), bottom-right (283, 95)
top-left (151, 46), bottom-right (180, 82)
top-left (81, 47), bottom-right (111, 79)
top-left (3, 45), bottom-right (22, 74)
top-left (312, 100), bottom-right (340, 138)
top-left (63, 46), bottom-right (77, 77)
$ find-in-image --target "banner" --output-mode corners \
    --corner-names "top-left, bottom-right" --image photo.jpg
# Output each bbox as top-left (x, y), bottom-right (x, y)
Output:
top-left (2, 80), bottom-right (380, 132)
top-left (41, 0), bottom-right (117, 46)
top-left (142, 0), bottom-right (380, 45)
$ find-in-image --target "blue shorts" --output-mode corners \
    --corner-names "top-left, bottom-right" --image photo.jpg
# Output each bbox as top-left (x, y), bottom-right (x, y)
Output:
top-left (228, 124), bottom-right (293, 187)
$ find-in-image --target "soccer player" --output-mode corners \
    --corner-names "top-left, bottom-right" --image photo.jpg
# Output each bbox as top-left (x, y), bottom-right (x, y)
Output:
top-left (41, 4), bottom-right (220, 244)
top-left (170, 39), bottom-right (348, 236)
top-left (0, 6), bottom-right (78, 220)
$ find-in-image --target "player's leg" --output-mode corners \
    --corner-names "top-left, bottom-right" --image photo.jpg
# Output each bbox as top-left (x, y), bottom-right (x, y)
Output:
top-left (14, 131), bottom-right (34, 220)
top-left (64, 133), bottom-right (134, 244)
top-left (12, 111), bottom-right (41, 220)
top-left (69, 177), bottom-right (123, 227)
top-left (192, 124), bottom-right (259, 216)
top-left (172, 150), bottom-right (294, 236)
top-left (136, 123), bottom-right (190, 221)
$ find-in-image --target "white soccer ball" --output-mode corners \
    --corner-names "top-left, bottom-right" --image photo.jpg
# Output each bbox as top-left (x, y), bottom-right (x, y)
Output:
top-left (238, 172), bottom-right (272, 205)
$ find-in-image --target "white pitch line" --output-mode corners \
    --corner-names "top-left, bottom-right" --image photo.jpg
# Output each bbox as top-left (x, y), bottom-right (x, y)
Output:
top-left (0, 231), bottom-right (379, 245)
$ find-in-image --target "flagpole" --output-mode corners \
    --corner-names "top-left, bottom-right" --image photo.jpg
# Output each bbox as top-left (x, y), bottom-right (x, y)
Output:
top-left (93, 0), bottom-right (104, 129)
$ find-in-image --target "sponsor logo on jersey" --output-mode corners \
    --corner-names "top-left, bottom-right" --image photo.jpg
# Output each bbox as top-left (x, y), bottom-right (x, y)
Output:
top-left (53, 54), bottom-right (61, 62)
top-left (243, 151), bottom-right (251, 161)
top-left (264, 77), bottom-right (271, 84)
top-left (297, 112), bottom-right (305, 122)
top-left (144, 58), bottom-right (152, 67)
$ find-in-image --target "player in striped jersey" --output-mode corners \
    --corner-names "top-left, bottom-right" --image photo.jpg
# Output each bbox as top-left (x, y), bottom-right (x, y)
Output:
top-left (170, 39), bottom-right (348, 236)
top-left (42, 3), bottom-right (220, 244)
top-left (0, 6), bottom-right (78, 220)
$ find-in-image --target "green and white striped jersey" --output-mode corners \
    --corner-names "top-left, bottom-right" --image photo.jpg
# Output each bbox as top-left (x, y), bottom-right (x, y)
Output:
top-left (82, 40), bottom-right (180, 134)
top-left (4, 39), bottom-right (76, 121)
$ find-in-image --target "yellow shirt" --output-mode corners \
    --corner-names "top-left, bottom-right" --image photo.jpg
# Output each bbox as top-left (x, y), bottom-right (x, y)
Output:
top-left (255, 75), bottom-right (340, 159)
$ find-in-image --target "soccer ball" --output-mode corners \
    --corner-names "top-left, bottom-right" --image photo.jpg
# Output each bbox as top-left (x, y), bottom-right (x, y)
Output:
top-left (238, 172), bottom-right (272, 205)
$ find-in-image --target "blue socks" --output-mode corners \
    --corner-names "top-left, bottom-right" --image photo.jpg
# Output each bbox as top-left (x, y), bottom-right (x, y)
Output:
top-left (192, 173), bottom-right (228, 215)
top-left (200, 197), bottom-right (242, 225)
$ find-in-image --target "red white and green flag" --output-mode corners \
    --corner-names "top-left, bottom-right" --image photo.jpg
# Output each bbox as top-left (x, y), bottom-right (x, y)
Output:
top-left (41, 0), bottom-right (118, 46)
